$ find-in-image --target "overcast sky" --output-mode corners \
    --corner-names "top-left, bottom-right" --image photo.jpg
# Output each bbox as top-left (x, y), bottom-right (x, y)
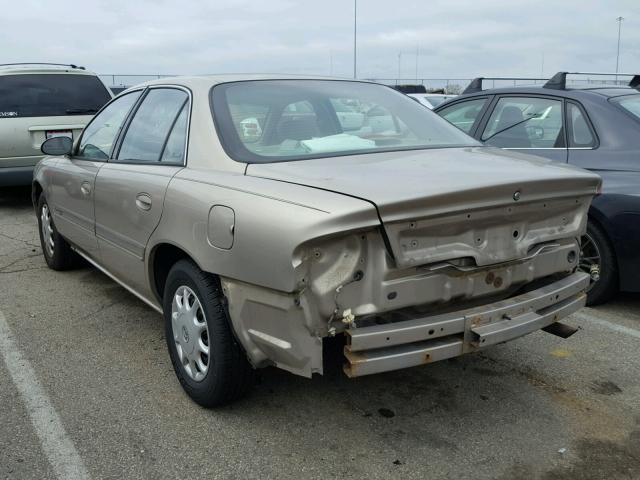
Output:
top-left (1, 0), bottom-right (638, 85)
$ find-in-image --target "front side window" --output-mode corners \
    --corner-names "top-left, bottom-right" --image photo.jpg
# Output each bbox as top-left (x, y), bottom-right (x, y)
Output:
top-left (0, 74), bottom-right (111, 118)
top-left (77, 91), bottom-right (141, 160)
top-left (482, 97), bottom-right (564, 148)
top-left (211, 80), bottom-right (479, 163)
top-left (117, 88), bottom-right (188, 163)
top-left (437, 98), bottom-right (487, 133)
top-left (567, 102), bottom-right (595, 147)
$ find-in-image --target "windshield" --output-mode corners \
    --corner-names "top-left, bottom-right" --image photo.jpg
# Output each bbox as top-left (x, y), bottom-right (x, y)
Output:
top-left (0, 74), bottom-right (111, 118)
top-left (211, 80), bottom-right (479, 163)
top-left (612, 94), bottom-right (640, 121)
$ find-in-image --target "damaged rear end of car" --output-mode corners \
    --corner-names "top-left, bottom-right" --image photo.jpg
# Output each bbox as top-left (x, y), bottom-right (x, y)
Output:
top-left (222, 149), bottom-right (599, 379)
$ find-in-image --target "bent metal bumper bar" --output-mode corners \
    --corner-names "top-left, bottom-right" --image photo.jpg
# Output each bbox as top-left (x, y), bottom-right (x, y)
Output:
top-left (343, 271), bottom-right (589, 377)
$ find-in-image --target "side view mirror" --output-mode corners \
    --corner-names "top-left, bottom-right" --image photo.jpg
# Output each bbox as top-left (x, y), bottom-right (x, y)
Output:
top-left (41, 136), bottom-right (73, 156)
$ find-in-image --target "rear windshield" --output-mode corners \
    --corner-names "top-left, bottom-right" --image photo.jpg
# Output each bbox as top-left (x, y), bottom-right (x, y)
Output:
top-left (612, 94), bottom-right (640, 121)
top-left (0, 74), bottom-right (111, 118)
top-left (211, 80), bottom-right (479, 163)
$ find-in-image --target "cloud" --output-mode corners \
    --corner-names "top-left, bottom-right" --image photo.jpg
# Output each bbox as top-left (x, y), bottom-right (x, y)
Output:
top-left (0, 0), bottom-right (637, 86)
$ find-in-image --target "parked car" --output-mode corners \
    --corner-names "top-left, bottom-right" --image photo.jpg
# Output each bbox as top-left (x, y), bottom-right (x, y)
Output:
top-left (409, 93), bottom-right (458, 109)
top-left (435, 72), bottom-right (640, 305)
top-left (33, 75), bottom-right (599, 406)
top-left (0, 63), bottom-right (112, 186)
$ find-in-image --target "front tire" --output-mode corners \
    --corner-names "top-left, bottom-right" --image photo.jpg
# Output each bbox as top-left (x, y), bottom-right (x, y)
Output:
top-left (163, 259), bottom-right (254, 407)
top-left (581, 221), bottom-right (618, 306)
top-left (36, 194), bottom-right (80, 270)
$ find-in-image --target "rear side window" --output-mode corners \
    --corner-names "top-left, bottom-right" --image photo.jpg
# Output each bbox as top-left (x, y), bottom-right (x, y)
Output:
top-left (482, 97), bottom-right (564, 148)
top-left (0, 74), bottom-right (111, 118)
top-left (567, 103), bottom-right (595, 147)
top-left (117, 88), bottom-right (188, 163)
top-left (438, 98), bottom-right (487, 133)
top-left (160, 104), bottom-right (188, 164)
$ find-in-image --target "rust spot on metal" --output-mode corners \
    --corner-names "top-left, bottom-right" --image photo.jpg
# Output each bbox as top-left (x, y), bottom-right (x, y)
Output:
top-left (424, 353), bottom-right (432, 363)
top-left (485, 272), bottom-right (495, 284)
top-left (493, 276), bottom-right (503, 288)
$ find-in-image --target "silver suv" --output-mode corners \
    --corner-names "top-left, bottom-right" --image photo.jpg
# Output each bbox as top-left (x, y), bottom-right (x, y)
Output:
top-left (0, 63), bottom-right (112, 186)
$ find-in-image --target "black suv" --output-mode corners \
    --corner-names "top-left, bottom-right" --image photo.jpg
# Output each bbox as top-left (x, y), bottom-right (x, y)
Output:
top-left (434, 72), bottom-right (640, 305)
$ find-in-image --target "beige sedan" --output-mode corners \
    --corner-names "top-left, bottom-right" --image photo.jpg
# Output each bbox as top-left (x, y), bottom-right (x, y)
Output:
top-left (34, 75), bottom-right (600, 406)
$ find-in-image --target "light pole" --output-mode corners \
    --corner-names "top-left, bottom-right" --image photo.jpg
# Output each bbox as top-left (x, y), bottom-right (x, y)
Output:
top-left (353, 0), bottom-right (357, 79)
top-left (615, 16), bottom-right (624, 82)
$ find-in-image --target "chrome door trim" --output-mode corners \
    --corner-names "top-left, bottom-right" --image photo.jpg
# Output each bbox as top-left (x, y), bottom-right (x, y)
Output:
top-left (502, 147), bottom-right (595, 151)
top-left (71, 246), bottom-right (162, 313)
top-left (95, 229), bottom-right (145, 261)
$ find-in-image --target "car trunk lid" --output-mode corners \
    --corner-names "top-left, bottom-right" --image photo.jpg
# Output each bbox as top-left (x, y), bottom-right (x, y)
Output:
top-left (246, 147), bottom-right (600, 268)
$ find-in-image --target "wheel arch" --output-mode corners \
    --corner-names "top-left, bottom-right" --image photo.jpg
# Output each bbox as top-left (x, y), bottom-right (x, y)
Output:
top-left (32, 180), bottom-right (43, 210)
top-left (148, 241), bottom-right (208, 303)
top-left (587, 204), bottom-right (620, 275)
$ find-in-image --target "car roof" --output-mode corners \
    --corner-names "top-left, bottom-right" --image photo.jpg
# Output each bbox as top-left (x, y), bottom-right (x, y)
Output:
top-left (438, 84), bottom-right (640, 104)
top-left (410, 93), bottom-right (454, 97)
top-left (132, 74), bottom-right (377, 91)
top-left (0, 63), bottom-right (98, 76)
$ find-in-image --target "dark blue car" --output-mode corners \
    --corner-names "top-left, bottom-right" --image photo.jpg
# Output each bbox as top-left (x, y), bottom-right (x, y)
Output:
top-left (434, 72), bottom-right (640, 305)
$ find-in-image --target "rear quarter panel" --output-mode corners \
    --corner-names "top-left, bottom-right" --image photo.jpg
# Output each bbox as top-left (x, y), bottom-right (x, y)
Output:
top-left (146, 168), bottom-right (380, 297)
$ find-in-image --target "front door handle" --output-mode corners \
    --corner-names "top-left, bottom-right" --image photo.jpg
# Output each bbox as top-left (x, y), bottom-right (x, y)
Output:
top-left (135, 193), bottom-right (152, 211)
top-left (80, 181), bottom-right (91, 196)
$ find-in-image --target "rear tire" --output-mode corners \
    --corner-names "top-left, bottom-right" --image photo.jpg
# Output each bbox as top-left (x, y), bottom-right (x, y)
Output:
top-left (582, 221), bottom-right (618, 306)
top-left (163, 259), bottom-right (254, 407)
top-left (36, 194), bottom-right (80, 271)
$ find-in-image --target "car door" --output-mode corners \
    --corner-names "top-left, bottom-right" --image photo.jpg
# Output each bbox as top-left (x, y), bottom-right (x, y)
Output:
top-left (436, 97), bottom-right (490, 135)
top-left (479, 96), bottom-right (568, 162)
top-left (94, 87), bottom-right (189, 293)
top-left (48, 90), bottom-right (142, 258)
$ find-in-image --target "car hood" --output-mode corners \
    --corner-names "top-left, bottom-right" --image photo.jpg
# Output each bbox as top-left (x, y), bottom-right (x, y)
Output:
top-left (246, 147), bottom-right (601, 222)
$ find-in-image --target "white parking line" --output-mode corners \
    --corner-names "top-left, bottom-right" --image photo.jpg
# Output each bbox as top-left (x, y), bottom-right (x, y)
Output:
top-left (0, 310), bottom-right (90, 480)
top-left (574, 310), bottom-right (640, 340)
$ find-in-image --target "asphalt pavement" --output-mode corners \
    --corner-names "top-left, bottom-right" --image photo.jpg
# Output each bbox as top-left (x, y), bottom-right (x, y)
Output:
top-left (1, 185), bottom-right (639, 480)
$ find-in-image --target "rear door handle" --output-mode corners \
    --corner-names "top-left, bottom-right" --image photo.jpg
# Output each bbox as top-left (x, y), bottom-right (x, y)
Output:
top-left (80, 181), bottom-right (91, 196)
top-left (135, 193), bottom-right (152, 211)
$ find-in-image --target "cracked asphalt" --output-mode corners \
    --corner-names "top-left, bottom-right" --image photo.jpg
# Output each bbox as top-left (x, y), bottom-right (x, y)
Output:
top-left (1, 185), bottom-right (639, 480)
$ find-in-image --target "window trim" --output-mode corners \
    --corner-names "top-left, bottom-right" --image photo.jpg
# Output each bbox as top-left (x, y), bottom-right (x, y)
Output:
top-left (435, 96), bottom-right (492, 136)
top-left (73, 88), bottom-right (146, 162)
top-left (478, 93), bottom-right (568, 149)
top-left (110, 85), bottom-right (192, 167)
top-left (565, 100), bottom-right (599, 150)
